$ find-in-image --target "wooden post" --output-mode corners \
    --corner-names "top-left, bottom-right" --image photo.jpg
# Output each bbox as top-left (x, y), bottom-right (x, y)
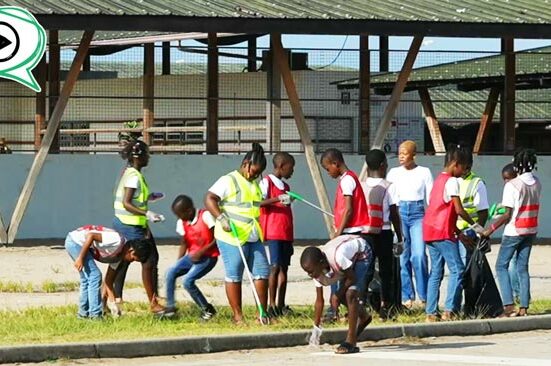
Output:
top-left (358, 34), bottom-right (370, 155)
top-left (207, 32), bottom-right (218, 154)
top-left (162, 41), bottom-right (171, 75)
top-left (0, 215), bottom-right (6, 245)
top-left (272, 33), bottom-right (334, 235)
top-left (34, 55), bottom-right (46, 151)
top-left (266, 39), bottom-right (282, 152)
top-left (7, 31), bottom-right (94, 244)
top-left (143, 43), bottom-right (154, 145)
top-left (474, 87), bottom-right (500, 154)
top-left (360, 36), bottom-right (423, 181)
top-left (502, 38), bottom-right (516, 153)
top-left (48, 30), bottom-right (60, 153)
top-left (418, 88), bottom-right (445, 155)
top-left (380, 35), bottom-right (389, 72)
top-left (248, 37), bottom-right (257, 72)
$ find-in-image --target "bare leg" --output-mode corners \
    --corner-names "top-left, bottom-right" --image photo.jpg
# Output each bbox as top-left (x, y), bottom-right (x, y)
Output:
top-left (225, 282), bottom-right (243, 322)
top-left (277, 266), bottom-right (288, 310)
top-left (254, 279), bottom-right (269, 316)
top-left (268, 266), bottom-right (280, 309)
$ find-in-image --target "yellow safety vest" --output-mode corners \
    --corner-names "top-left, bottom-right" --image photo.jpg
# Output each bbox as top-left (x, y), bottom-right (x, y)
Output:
top-left (114, 167), bottom-right (149, 227)
top-left (215, 170), bottom-right (264, 245)
top-left (457, 171), bottom-right (482, 230)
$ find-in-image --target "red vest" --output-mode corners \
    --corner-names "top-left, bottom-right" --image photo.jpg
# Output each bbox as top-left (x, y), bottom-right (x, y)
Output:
top-left (259, 176), bottom-right (294, 241)
top-left (182, 209), bottom-right (219, 258)
top-left (334, 170), bottom-right (369, 232)
top-left (423, 172), bottom-right (458, 242)
top-left (361, 180), bottom-right (391, 234)
top-left (510, 176), bottom-right (541, 235)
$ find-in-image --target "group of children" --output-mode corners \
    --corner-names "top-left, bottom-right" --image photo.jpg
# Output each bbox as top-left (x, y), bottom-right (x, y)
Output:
top-left (65, 139), bottom-right (541, 355)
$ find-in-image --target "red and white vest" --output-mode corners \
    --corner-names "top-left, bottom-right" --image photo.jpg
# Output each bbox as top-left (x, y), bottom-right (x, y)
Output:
top-left (315, 235), bottom-right (367, 286)
top-left (423, 172), bottom-right (458, 242)
top-left (334, 170), bottom-right (370, 233)
top-left (510, 176), bottom-right (541, 235)
top-left (70, 225), bottom-right (126, 262)
top-left (361, 179), bottom-right (391, 234)
top-left (259, 176), bottom-right (294, 241)
top-left (181, 209), bottom-right (219, 258)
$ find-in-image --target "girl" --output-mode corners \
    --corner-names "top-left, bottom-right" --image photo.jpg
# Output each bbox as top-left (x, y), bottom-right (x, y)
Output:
top-left (483, 149), bottom-right (541, 317)
top-left (204, 142), bottom-right (270, 324)
top-left (112, 140), bottom-right (164, 314)
top-left (387, 140), bottom-right (433, 308)
top-left (423, 144), bottom-right (475, 322)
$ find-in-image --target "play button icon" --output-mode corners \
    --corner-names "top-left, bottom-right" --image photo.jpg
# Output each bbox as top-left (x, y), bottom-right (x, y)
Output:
top-left (0, 21), bottom-right (19, 62)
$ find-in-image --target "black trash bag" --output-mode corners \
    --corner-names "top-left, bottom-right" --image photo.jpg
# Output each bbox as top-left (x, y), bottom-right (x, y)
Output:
top-left (463, 237), bottom-right (504, 318)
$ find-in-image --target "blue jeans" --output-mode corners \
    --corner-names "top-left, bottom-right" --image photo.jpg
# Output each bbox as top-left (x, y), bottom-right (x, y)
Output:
top-left (165, 255), bottom-right (218, 309)
top-left (496, 235), bottom-right (534, 308)
top-left (217, 239), bottom-right (270, 282)
top-left (426, 240), bottom-right (465, 315)
top-left (399, 200), bottom-right (428, 302)
top-left (509, 254), bottom-right (521, 299)
top-left (65, 235), bottom-right (103, 317)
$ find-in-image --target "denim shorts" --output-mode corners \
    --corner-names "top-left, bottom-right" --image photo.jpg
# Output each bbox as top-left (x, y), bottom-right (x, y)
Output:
top-left (266, 240), bottom-right (294, 267)
top-left (217, 239), bottom-right (270, 282)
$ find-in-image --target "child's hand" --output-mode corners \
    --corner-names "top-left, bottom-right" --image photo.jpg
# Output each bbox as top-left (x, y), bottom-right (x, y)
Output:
top-left (216, 213), bottom-right (231, 232)
top-left (146, 210), bottom-right (165, 223)
top-left (278, 194), bottom-right (292, 205)
top-left (74, 258), bottom-right (84, 271)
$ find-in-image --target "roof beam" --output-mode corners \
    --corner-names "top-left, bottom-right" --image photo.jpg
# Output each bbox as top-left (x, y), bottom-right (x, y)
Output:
top-left (418, 88), bottom-right (445, 155)
top-left (35, 16), bottom-right (551, 39)
top-left (474, 87), bottom-right (500, 155)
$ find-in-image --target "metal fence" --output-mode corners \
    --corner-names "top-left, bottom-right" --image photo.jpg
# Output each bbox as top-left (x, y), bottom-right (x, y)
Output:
top-left (0, 43), bottom-right (550, 155)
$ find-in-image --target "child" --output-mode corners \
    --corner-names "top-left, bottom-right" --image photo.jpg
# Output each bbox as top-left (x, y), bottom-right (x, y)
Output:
top-left (423, 144), bottom-right (476, 322)
top-left (65, 225), bottom-right (152, 319)
top-left (502, 163), bottom-right (521, 302)
top-left (456, 150), bottom-right (489, 266)
top-left (113, 140), bottom-right (165, 314)
top-left (205, 142), bottom-right (270, 324)
top-left (361, 149), bottom-right (403, 318)
top-left (483, 149), bottom-right (541, 317)
top-left (259, 152), bottom-right (295, 317)
top-left (164, 195), bottom-right (219, 320)
top-left (320, 148), bottom-right (370, 320)
top-left (320, 148), bottom-right (369, 238)
top-left (300, 235), bottom-right (373, 354)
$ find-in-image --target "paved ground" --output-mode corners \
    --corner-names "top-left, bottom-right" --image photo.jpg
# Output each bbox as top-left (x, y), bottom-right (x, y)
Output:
top-left (1, 242), bottom-right (551, 309)
top-left (5, 330), bottom-right (551, 366)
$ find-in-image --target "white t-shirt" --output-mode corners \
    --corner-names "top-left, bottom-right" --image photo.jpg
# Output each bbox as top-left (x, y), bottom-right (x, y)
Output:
top-left (443, 176), bottom-right (460, 203)
top-left (259, 174), bottom-right (286, 199)
top-left (68, 227), bottom-right (124, 269)
top-left (175, 211), bottom-right (216, 236)
top-left (502, 172), bottom-right (539, 237)
top-left (457, 177), bottom-right (490, 211)
top-left (387, 165), bottom-right (433, 204)
top-left (208, 174), bottom-right (260, 242)
top-left (363, 178), bottom-right (398, 230)
top-left (313, 236), bottom-right (367, 287)
top-left (339, 173), bottom-right (364, 234)
top-left (125, 175), bottom-right (139, 189)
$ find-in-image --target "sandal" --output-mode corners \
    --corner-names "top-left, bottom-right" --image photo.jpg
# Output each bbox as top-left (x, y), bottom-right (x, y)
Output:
top-left (335, 342), bottom-right (359, 354)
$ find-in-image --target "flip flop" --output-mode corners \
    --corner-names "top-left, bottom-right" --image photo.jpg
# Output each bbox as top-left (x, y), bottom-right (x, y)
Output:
top-left (335, 342), bottom-right (360, 354)
top-left (356, 314), bottom-right (373, 337)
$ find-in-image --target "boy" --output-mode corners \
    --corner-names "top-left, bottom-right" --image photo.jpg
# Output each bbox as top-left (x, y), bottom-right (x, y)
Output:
top-left (361, 149), bottom-right (404, 318)
top-left (301, 235), bottom-right (373, 354)
top-left (456, 153), bottom-right (489, 266)
top-left (164, 195), bottom-right (219, 320)
top-left (65, 225), bottom-right (152, 319)
top-left (320, 148), bottom-right (370, 321)
top-left (260, 152), bottom-right (295, 317)
top-left (502, 163), bottom-right (521, 302)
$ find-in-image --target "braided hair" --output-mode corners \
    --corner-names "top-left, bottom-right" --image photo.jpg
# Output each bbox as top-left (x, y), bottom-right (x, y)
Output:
top-left (242, 142), bottom-right (267, 171)
top-left (513, 148), bottom-right (537, 174)
top-left (120, 140), bottom-right (149, 163)
top-left (444, 143), bottom-right (472, 167)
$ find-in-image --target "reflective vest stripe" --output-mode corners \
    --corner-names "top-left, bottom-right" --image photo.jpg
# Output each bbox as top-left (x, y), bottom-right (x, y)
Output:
top-left (518, 204), bottom-right (540, 213)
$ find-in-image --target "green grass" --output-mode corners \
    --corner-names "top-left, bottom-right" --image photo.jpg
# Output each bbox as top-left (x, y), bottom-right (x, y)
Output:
top-left (1, 299), bottom-right (550, 346)
top-left (0, 280), bottom-right (143, 294)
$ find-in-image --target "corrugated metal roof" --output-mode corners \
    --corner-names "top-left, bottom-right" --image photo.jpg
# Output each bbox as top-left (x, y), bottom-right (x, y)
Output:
top-left (3, 0), bottom-right (551, 24)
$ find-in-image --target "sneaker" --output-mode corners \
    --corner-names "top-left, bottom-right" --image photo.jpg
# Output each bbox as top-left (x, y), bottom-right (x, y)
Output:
top-left (280, 305), bottom-right (294, 316)
top-left (161, 307), bottom-right (177, 318)
top-left (200, 304), bottom-right (216, 321)
top-left (77, 313), bottom-right (88, 320)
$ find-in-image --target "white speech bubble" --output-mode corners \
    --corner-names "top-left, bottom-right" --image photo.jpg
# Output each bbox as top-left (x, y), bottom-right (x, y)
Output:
top-left (0, 6), bottom-right (46, 92)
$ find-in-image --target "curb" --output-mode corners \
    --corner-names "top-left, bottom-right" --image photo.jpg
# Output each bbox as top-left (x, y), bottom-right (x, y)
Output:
top-left (2, 315), bottom-right (551, 363)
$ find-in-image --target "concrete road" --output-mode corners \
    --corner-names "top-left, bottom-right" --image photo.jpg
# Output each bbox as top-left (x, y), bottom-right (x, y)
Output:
top-left (8, 330), bottom-right (551, 366)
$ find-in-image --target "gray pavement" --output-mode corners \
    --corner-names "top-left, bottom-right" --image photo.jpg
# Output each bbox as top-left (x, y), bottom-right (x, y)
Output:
top-left (5, 330), bottom-right (551, 366)
top-left (1, 243), bottom-right (551, 309)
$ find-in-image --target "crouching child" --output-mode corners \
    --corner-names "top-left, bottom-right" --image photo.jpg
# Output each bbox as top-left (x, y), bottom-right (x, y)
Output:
top-left (300, 234), bottom-right (373, 354)
top-left (65, 225), bottom-right (152, 319)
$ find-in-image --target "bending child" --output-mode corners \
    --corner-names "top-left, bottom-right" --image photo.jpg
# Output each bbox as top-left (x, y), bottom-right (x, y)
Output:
top-left (164, 195), bottom-right (219, 320)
